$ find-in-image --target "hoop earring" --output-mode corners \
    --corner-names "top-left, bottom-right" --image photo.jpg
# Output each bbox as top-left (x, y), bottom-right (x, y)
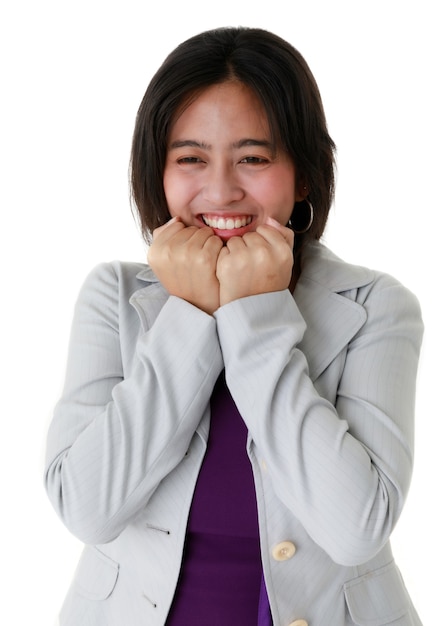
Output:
top-left (291, 199), bottom-right (314, 234)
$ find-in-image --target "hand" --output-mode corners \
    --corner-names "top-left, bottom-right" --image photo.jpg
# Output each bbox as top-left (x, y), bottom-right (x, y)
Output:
top-left (148, 217), bottom-right (224, 314)
top-left (216, 217), bottom-right (294, 306)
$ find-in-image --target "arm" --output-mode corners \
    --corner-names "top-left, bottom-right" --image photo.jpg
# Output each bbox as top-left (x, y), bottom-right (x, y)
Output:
top-left (215, 275), bottom-right (423, 566)
top-left (44, 262), bottom-right (223, 544)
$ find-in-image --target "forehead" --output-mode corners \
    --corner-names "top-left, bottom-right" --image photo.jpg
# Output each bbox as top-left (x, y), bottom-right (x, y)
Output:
top-left (169, 81), bottom-right (270, 140)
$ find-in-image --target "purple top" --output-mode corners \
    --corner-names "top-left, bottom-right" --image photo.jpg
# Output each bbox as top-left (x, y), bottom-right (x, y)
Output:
top-left (166, 374), bottom-right (272, 625)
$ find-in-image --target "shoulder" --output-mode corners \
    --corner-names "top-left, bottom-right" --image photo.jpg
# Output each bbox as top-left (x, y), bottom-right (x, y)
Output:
top-left (301, 241), bottom-right (374, 292)
top-left (303, 242), bottom-right (420, 301)
top-left (301, 242), bottom-right (423, 329)
top-left (78, 260), bottom-right (154, 297)
top-left (73, 261), bottom-right (159, 321)
top-left (81, 260), bottom-right (150, 285)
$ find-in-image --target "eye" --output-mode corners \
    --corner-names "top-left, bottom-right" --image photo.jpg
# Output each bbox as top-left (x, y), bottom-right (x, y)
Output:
top-left (177, 156), bottom-right (204, 164)
top-left (239, 156), bottom-right (269, 165)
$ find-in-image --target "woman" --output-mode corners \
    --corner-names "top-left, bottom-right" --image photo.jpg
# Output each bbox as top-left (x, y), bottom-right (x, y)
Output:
top-left (45, 27), bottom-right (424, 625)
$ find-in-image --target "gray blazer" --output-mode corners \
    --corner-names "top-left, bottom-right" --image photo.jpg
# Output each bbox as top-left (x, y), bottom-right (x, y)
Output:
top-left (45, 242), bottom-right (424, 626)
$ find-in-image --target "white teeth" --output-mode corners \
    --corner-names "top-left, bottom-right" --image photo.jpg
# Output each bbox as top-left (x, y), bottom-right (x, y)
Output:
top-left (202, 215), bottom-right (252, 230)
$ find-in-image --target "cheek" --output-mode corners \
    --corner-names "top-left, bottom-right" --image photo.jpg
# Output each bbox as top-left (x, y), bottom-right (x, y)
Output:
top-left (163, 171), bottom-right (184, 214)
top-left (257, 173), bottom-right (295, 217)
top-left (163, 171), bottom-right (199, 224)
top-left (278, 169), bottom-right (297, 215)
top-left (162, 169), bottom-right (174, 204)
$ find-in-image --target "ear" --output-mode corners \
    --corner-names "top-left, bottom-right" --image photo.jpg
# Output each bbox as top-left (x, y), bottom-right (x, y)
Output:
top-left (295, 177), bottom-right (309, 202)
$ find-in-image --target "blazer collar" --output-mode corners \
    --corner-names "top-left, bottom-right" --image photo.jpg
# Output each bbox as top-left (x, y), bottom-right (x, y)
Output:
top-left (129, 266), bottom-right (167, 331)
top-left (294, 242), bottom-right (374, 380)
top-left (132, 242), bottom-right (375, 381)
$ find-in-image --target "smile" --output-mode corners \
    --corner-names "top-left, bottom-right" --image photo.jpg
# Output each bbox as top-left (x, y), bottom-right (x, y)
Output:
top-left (201, 215), bottom-right (253, 230)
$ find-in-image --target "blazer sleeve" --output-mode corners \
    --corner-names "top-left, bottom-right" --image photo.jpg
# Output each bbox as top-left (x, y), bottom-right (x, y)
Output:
top-left (214, 274), bottom-right (424, 566)
top-left (44, 263), bottom-right (223, 545)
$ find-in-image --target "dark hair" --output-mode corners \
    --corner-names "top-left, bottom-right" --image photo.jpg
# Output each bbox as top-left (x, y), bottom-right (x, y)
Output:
top-left (130, 26), bottom-right (336, 255)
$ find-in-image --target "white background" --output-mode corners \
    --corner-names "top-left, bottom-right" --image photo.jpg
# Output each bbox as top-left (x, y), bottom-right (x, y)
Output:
top-left (1, 1), bottom-right (439, 624)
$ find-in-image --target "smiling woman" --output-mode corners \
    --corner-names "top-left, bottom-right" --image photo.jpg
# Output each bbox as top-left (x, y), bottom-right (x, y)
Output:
top-left (130, 28), bottom-right (335, 253)
top-left (44, 26), bottom-right (424, 626)
top-left (162, 82), bottom-right (300, 242)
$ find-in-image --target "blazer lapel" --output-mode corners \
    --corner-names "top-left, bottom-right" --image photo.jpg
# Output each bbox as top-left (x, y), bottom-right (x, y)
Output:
top-left (129, 266), bottom-right (169, 332)
top-left (294, 243), bottom-right (375, 381)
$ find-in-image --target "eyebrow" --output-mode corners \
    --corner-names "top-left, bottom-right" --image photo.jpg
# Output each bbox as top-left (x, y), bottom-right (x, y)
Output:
top-left (169, 138), bottom-right (275, 151)
top-left (233, 138), bottom-right (274, 150)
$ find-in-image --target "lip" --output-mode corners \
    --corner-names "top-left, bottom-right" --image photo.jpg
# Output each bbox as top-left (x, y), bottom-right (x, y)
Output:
top-left (199, 213), bottom-right (255, 241)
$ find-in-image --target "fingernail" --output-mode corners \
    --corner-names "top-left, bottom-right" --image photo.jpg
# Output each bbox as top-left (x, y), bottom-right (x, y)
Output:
top-left (163, 216), bottom-right (179, 227)
top-left (265, 216), bottom-right (281, 227)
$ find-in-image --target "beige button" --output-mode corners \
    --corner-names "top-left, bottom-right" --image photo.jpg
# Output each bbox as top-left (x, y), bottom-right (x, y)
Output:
top-left (261, 459), bottom-right (268, 472)
top-left (271, 540), bottom-right (296, 561)
top-left (289, 620), bottom-right (308, 626)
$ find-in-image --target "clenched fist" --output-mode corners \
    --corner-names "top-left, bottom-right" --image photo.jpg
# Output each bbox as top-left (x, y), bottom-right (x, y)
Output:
top-left (148, 217), bottom-right (224, 315)
top-left (216, 217), bottom-right (294, 306)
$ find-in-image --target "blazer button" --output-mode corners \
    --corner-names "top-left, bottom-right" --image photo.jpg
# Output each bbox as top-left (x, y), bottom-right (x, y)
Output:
top-left (289, 620), bottom-right (308, 626)
top-left (271, 541), bottom-right (296, 561)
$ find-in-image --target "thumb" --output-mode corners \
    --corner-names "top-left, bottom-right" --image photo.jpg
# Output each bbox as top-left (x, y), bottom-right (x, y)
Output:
top-left (152, 216), bottom-right (181, 240)
top-left (264, 216), bottom-right (295, 247)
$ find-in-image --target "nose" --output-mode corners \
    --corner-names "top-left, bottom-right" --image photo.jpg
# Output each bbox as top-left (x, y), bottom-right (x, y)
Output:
top-left (202, 162), bottom-right (245, 207)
